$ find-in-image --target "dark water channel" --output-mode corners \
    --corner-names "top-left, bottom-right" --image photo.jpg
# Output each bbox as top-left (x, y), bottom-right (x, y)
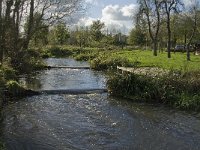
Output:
top-left (2, 58), bottom-right (200, 150)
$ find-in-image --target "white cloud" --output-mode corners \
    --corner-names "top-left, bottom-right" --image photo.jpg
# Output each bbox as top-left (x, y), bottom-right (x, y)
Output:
top-left (102, 5), bottom-right (130, 21)
top-left (101, 4), bottom-right (138, 33)
top-left (76, 4), bottom-right (138, 34)
top-left (121, 4), bottom-right (138, 17)
top-left (77, 17), bottom-right (97, 26)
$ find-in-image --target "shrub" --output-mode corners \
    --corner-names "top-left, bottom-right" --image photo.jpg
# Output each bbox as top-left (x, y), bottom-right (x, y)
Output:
top-left (0, 141), bottom-right (5, 150)
top-left (1, 66), bottom-right (16, 80)
top-left (107, 73), bottom-right (161, 102)
top-left (91, 55), bottom-right (134, 70)
top-left (47, 46), bottom-right (73, 57)
top-left (6, 80), bottom-right (26, 97)
top-left (10, 49), bottom-right (46, 73)
top-left (107, 72), bottom-right (200, 110)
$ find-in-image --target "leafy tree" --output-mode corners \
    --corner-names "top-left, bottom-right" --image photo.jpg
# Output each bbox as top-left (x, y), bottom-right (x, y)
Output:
top-left (90, 20), bottom-right (105, 42)
top-left (113, 33), bottom-right (127, 49)
top-left (55, 24), bottom-right (70, 45)
top-left (128, 26), bottom-right (146, 46)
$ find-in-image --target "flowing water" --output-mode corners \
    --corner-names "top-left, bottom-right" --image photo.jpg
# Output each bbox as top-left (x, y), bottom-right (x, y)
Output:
top-left (1, 58), bottom-right (200, 150)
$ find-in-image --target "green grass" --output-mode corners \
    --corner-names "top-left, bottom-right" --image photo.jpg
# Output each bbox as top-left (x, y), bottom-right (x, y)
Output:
top-left (42, 45), bottom-right (200, 72)
top-left (111, 50), bottom-right (200, 71)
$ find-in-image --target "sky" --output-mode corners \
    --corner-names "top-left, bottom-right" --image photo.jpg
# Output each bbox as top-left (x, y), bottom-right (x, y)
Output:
top-left (74, 0), bottom-right (138, 34)
top-left (72, 0), bottom-right (199, 34)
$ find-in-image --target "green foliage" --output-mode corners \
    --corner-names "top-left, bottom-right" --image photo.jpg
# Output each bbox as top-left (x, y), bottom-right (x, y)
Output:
top-left (6, 80), bottom-right (26, 97)
top-left (176, 93), bottom-right (200, 110)
top-left (107, 73), bottom-right (160, 102)
top-left (10, 49), bottom-right (45, 73)
top-left (90, 54), bottom-right (133, 70)
top-left (128, 27), bottom-right (146, 46)
top-left (0, 141), bottom-right (5, 150)
top-left (47, 46), bottom-right (73, 57)
top-left (1, 65), bottom-right (16, 80)
top-left (49, 24), bottom-right (70, 45)
top-left (113, 33), bottom-right (127, 48)
top-left (74, 53), bottom-right (96, 61)
top-left (107, 72), bottom-right (200, 111)
top-left (90, 20), bottom-right (105, 42)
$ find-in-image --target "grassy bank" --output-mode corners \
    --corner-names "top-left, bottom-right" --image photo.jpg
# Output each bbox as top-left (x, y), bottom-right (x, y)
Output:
top-left (89, 50), bottom-right (200, 72)
top-left (107, 72), bottom-right (200, 111)
top-left (0, 48), bottom-right (47, 103)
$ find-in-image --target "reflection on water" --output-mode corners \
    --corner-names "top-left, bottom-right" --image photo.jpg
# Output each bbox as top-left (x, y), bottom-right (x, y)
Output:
top-left (2, 58), bottom-right (200, 150)
top-left (20, 69), bottom-right (106, 91)
top-left (19, 58), bottom-right (106, 91)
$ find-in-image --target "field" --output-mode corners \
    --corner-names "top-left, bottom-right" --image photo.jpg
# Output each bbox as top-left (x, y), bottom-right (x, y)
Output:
top-left (104, 50), bottom-right (200, 71)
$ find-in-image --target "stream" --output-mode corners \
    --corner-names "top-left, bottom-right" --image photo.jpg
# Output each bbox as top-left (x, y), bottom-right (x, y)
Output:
top-left (1, 58), bottom-right (200, 150)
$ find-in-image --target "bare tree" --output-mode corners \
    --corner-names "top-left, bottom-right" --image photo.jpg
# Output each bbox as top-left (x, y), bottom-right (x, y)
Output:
top-left (137, 0), bottom-right (162, 56)
top-left (162, 0), bottom-right (183, 58)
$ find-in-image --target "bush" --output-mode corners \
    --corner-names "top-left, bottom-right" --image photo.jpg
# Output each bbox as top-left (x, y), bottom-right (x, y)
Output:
top-left (6, 80), bottom-right (26, 97)
top-left (107, 72), bottom-right (200, 111)
top-left (91, 54), bottom-right (134, 70)
top-left (107, 73), bottom-right (161, 102)
top-left (10, 49), bottom-right (46, 73)
top-left (47, 46), bottom-right (73, 57)
top-left (0, 141), bottom-right (5, 150)
top-left (1, 65), bottom-right (16, 80)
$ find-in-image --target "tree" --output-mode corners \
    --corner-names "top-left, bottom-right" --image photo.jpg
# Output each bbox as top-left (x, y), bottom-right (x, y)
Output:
top-left (54, 24), bottom-right (69, 45)
top-left (24, 13), bottom-right (49, 47)
top-left (90, 20), bottom-right (105, 42)
top-left (162, 0), bottom-right (183, 58)
top-left (113, 32), bottom-right (127, 49)
top-left (0, 0), bottom-right (84, 65)
top-left (128, 26), bottom-right (146, 46)
top-left (184, 0), bottom-right (199, 61)
top-left (137, 0), bottom-right (162, 56)
top-left (0, 0), bottom-right (2, 64)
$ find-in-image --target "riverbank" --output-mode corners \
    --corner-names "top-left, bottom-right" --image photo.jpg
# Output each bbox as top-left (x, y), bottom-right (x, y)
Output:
top-left (0, 48), bottom-right (46, 111)
top-left (41, 45), bottom-right (200, 111)
top-left (22, 45), bottom-right (199, 111)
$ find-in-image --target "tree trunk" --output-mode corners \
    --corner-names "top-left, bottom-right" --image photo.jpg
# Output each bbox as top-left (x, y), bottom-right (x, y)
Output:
top-left (186, 44), bottom-right (190, 61)
top-left (23, 0), bottom-right (34, 50)
top-left (184, 31), bottom-right (187, 53)
top-left (2, 0), bottom-right (13, 57)
top-left (167, 13), bottom-right (171, 58)
top-left (153, 40), bottom-right (158, 56)
top-left (0, 0), bottom-right (3, 64)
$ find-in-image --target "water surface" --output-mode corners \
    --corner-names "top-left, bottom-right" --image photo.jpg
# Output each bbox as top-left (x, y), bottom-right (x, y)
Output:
top-left (2, 58), bottom-right (200, 150)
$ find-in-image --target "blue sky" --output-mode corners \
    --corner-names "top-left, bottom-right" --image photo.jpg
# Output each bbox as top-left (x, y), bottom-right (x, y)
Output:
top-left (86, 0), bottom-right (137, 18)
top-left (75, 0), bottom-right (138, 34)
